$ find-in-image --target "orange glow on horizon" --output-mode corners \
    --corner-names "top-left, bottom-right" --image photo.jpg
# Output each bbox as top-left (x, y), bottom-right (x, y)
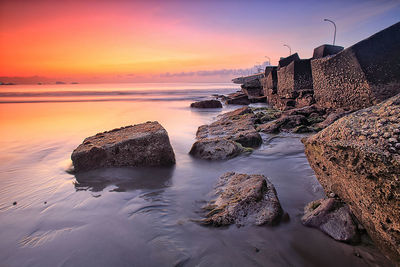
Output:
top-left (0, 1), bottom-right (273, 82)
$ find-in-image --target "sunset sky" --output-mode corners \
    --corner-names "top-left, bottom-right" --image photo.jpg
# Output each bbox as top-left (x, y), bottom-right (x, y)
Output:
top-left (1, 0), bottom-right (399, 83)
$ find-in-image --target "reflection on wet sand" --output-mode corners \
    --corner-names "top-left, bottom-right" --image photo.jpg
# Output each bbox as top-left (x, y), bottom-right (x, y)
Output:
top-left (74, 166), bottom-right (175, 193)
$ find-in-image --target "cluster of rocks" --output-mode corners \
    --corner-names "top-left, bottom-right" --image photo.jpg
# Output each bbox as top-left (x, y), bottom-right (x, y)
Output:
top-left (189, 104), bottom-right (351, 161)
top-left (201, 172), bottom-right (283, 226)
top-left (302, 93), bottom-right (400, 263)
top-left (254, 105), bottom-right (351, 134)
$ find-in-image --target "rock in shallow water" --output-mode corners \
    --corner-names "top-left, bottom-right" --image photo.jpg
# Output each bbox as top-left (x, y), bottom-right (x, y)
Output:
top-left (196, 107), bottom-right (262, 148)
top-left (302, 198), bottom-right (360, 243)
top-left (302, 93), bottom-right (400, 263)
top-left (190, 100), bottom-right (222, 108)
top-left (189, 138), bottom-right (243, 160)
top-left (71, 121), bottom-right (175, 172)
top-left (202, 172), bottom-right (283, 226)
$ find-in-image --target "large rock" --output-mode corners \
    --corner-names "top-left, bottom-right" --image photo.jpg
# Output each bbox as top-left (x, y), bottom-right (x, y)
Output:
top-left (302, 94), bottom-right (400, 263)
top-left (302, 198), bottom-right (360, 243)
top-left (189, 138), bottom-right (243, 160)
top-left (202, 172), bottom-right (283, 226)
top-left (71, 121), bottom-right (176, 172)
top-left (196, 107), bottom-right (262, 148)
top-left (190, 100), bottom-right (222, 108)
top-left (311, 22), bottom-right (400, 110)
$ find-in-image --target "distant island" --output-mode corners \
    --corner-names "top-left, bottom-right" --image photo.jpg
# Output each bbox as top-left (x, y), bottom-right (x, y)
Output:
top-left (0, 82), bottom-right (16, 85)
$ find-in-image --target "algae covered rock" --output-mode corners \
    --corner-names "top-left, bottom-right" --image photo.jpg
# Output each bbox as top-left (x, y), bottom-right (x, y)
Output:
top-left (196, 107), bottom-right (262, 148)
top-left (189, 138), bottom-right (243, 160)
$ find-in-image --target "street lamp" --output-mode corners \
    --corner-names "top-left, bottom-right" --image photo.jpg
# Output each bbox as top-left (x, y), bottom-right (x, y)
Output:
top-left (324, 18), bottom-right (336, 45)
top-left (283, 44), bottom-right (291, 56)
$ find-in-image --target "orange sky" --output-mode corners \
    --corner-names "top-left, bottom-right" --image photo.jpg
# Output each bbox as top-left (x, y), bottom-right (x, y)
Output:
top-left (1, 0), bottom-right (399, 83)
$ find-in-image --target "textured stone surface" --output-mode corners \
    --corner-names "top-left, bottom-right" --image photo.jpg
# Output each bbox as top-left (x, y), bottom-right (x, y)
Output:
top-left (189, 138), bottom-right (243, 160)
top-left (253, 107), bottom-right (282, 124)
top-left (311, 22), bottom-right (400, 110)
top-left (71, 121), bottom-right (176, 172)
top-left (202, 172), bottom-right (283, 226)
top-left (312, 44), bottom-right (344, 59)
top-left (261, 67), bottom-right (279, 107)
top-left (241, 78), bottom-right (263, 99)
top-left (302, 93), bottom-right (400, 263)
top-left (196, 107), bottom-right (262, 148)
top-left (302, 198), bottom-right (360, 243)
top-left (295, 89), bottom-right (315, 108)
top-left (277, 59), bottom-right (313, 99)
top-left (190, 100), bottom-right (222, 108)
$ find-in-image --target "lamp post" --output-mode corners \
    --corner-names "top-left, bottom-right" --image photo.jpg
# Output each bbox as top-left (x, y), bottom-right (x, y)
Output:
top-left (283, 44), bottom-right (291, 56)
top-left (324, 18), bottom-right (336, 45)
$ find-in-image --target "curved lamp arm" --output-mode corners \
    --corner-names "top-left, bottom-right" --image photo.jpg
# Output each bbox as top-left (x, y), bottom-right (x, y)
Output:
top-left (324, 19), bottom-right (336, 45)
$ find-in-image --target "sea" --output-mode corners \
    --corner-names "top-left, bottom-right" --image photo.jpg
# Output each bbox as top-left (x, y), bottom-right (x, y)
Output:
top-left (0, 83), bottom-right (392, 266)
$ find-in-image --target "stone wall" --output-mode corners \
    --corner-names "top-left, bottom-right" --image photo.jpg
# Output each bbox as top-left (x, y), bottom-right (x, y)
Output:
top-left (261, 67), bottom-right (280, 107)
top-left (311, 50), bottom-right (371, 109)
top-left (277, 62), bottom-right (295, 98)
top-left (277, 59), bottom-right (313, 100)
top-left (312, 22), bottom-right (400, 110)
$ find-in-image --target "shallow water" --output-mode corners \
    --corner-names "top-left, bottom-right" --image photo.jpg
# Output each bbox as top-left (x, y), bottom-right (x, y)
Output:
top-left (0, 83), bottom-right (392, 266)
